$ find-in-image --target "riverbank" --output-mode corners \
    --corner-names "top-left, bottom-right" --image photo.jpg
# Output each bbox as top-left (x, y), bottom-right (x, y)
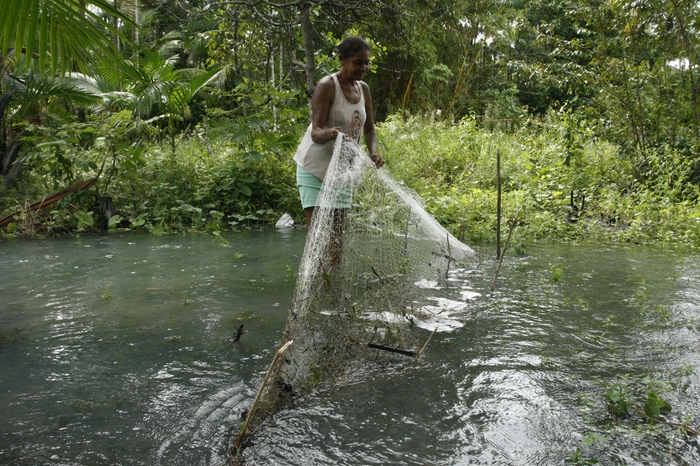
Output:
top-left (2, 114), bottom-right (699, 248)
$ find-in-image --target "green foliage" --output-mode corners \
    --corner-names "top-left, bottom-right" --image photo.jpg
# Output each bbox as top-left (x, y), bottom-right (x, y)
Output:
top-left (549, 265), bottom-right (563, 282)
top-left (564, 369), bottom-right (699, 463)
top-left (2, 0), bottom-right (700, 246)
top-left (605, 381), bottom-right (629, 417)
top-left (643, 390), bottom-right (672, 421)
top-left (597, 374), bottom-right (690, 432)
top-left (0, 0), bottom-right (132, 74)
top-left (379, 113), bottom-right (700, 247)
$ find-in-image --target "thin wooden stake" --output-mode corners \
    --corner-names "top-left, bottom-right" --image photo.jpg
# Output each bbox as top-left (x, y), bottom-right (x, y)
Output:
top-left (491, 207), bottom-right (520, 292)
top-left (403, 207), bottom-right (411, 255)
top-left (496, 150), bottom-right (502, 259)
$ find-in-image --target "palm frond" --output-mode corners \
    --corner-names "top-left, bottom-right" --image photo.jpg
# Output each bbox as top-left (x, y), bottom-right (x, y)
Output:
top-left (0, 0), bottom-right (133, 74)
top-left (18, 74), bottom-right (101, 107)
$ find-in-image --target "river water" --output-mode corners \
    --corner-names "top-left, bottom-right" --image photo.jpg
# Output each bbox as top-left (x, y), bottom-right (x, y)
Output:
top-left (1, 229), bottom-right (699, 465)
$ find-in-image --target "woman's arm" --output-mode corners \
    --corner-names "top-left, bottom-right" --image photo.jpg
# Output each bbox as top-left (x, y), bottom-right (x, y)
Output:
top-left (310, 77), bottom-right (342, 144)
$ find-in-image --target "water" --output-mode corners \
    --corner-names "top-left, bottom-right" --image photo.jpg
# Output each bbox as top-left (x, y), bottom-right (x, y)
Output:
top-left (1, 231), bottom-right (699, 465)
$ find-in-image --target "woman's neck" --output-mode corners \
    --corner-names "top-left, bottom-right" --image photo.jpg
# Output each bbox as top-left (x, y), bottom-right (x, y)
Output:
top-left (336, 71), bottom-right (357, 86)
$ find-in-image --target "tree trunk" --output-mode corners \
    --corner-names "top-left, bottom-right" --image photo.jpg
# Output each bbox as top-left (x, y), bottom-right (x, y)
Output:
top-left (300, 4), bottom-right (317, 99)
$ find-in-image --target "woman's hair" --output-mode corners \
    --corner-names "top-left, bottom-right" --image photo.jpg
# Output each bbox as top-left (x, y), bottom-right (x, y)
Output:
top-left (336, 36), bottom-right (371, 60)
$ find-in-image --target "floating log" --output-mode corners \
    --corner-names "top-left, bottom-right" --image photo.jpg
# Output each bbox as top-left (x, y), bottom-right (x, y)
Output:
top-left (0, 177), bottom-right (98, 227)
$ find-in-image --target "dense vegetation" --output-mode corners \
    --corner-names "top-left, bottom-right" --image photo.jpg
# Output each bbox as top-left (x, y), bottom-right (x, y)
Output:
top-left (1, 0), bottom-right (699, 247)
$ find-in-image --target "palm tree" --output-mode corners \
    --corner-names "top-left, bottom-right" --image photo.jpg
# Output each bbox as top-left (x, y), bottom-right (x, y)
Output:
top-left (0, 0), bottom-right (132, 75)
top-left (0, 0), bottom-right (133, 189)
top-left (0, 65), bottom-right (102, 188)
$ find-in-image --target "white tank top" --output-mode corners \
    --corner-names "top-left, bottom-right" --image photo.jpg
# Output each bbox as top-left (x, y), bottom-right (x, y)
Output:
top-left (293, 74), bottom-right (367, 180)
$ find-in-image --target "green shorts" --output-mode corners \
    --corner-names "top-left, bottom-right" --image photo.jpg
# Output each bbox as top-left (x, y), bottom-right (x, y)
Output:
top-left (296, 164), bottom-right (352, 209)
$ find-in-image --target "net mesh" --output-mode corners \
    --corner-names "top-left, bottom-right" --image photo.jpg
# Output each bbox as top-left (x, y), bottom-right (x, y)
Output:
top-left (229, 135), bottom-right (474, 457)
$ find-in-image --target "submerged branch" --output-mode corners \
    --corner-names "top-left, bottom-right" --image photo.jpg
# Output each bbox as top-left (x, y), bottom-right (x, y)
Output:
top-left (628, 403), bottom-right (700, 436)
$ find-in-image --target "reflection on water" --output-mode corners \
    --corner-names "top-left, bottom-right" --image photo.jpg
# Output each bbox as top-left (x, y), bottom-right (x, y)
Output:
top-left (1, 233), bottom-right (699, 465)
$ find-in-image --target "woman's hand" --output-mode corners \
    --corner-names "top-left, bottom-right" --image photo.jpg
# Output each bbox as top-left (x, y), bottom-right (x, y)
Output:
top-left (325, 126), bottom-right (343, 142)
top-left (369, 154), bottom-right (385, 168)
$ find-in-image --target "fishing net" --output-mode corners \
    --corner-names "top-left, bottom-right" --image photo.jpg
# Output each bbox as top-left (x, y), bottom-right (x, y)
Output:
top-left (229, 135), bottom-right (474, 458)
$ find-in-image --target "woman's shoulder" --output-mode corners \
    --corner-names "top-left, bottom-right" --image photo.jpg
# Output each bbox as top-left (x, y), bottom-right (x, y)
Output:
top-left (317, 74), bottom-right (337, 87)
top-left (359, 80), bottom-right (372, 98)
top-left (314, 75), bottom-right (337, 96)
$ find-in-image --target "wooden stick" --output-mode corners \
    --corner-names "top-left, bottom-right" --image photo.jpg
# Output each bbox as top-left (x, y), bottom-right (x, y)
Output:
top-left (368, 342), bottom-right (416, 357)
top-left (414, 327), bottom-right (438, 366)
top-left (496, 149), bottom-right (502, 259)
top-left (445, 234), bottom-right (452, 279)
top-left (403, 207), bottom-right (411, 255)
top-left (233, 340), bottom-right (293, 451)
top-left (233, 324), bottom-right (244, 342)
top-left (491, 206), bottom-right (520, 292)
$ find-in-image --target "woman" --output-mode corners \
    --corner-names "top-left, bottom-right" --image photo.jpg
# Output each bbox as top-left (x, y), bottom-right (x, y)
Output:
top-left (293, 36), bottom-right (385, 229)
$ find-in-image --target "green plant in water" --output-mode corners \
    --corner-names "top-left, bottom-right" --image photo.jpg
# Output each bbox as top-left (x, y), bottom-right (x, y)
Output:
top-left (605, 380), bottom-right (629, 418)
top-left (549, 264), bottom-right (563, 282)
top-left (567, 446), bottom-right (599, 465)
top-left (649, 304), bottom-right (671, 321)
top-left (284, 265), bottom-right (296, 283)
top-left (101, 288), bottom-right (111, 300)
top-left (643, 390), bottom-right (672, 423)
top-left (582, 431), bottom-right (607, 446)
top-left (599, 375), bottom-right (699, 434)
top-left (632, 278), bottom-right (649, 305)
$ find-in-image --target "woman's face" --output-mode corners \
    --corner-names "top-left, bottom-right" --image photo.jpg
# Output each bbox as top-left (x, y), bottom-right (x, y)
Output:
top-left (340, 49), bottom-right (371, 81)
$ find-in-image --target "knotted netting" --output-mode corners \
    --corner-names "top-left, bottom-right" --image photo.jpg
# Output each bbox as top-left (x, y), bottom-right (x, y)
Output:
top-left (230, 135), bottom-right (474, 457)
